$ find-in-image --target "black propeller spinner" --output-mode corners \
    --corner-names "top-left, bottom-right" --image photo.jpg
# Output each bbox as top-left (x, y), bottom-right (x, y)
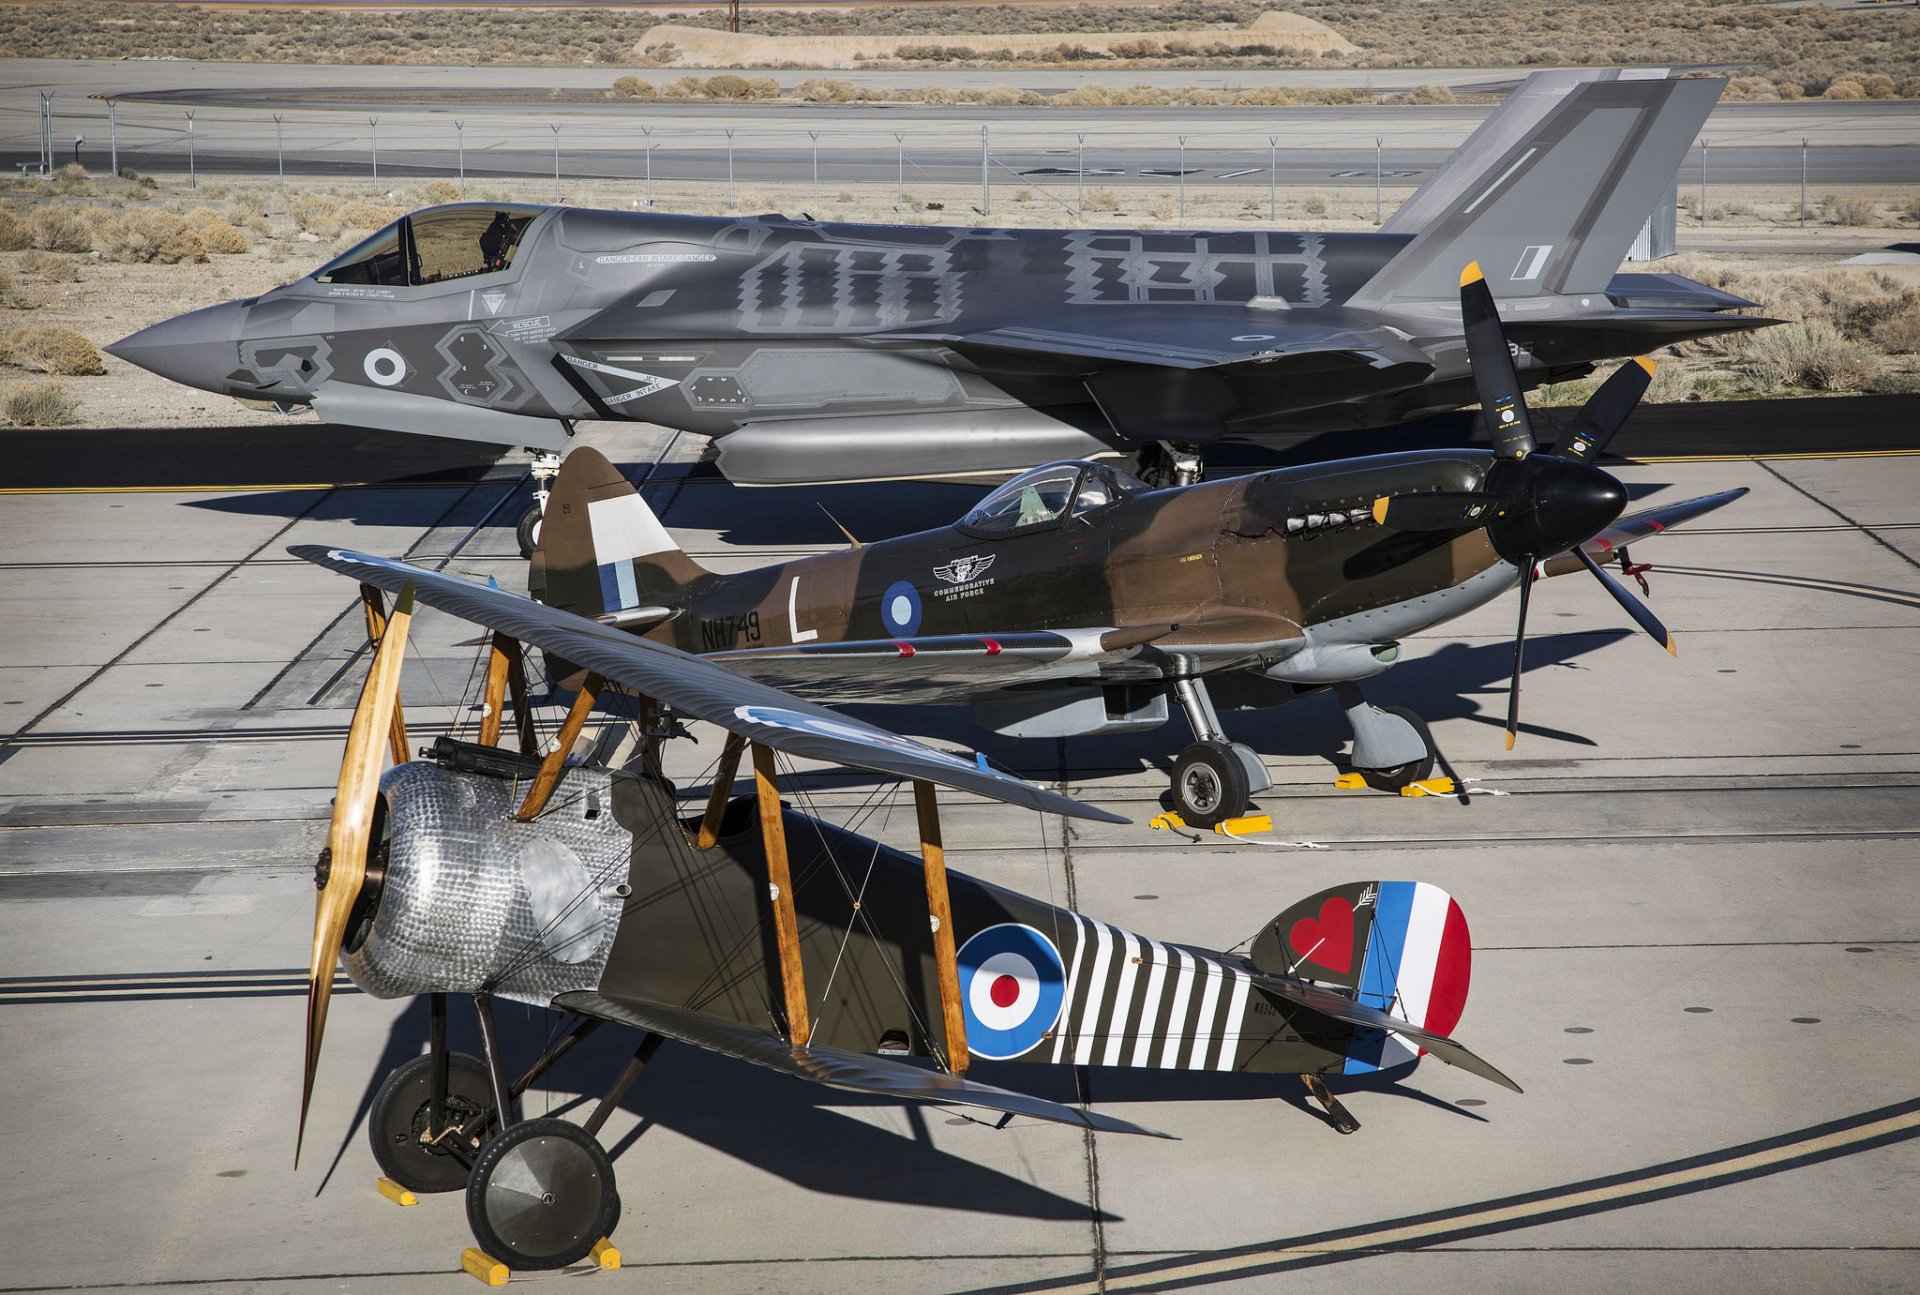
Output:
top-left (1373, 262), bottom-right (1673, 750)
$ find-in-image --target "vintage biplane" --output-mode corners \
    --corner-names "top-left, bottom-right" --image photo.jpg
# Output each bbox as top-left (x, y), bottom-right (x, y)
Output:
top-left (532, 266), bottom-right (1747, 825)
top-left (292, 543), bottom-right (1519, 1273)
top-left (115, 70), bottom-right (1766, 543)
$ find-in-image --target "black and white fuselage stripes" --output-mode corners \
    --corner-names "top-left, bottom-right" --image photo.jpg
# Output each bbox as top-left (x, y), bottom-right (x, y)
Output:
top-left (1049, 913), bottom-right (1257, 1071)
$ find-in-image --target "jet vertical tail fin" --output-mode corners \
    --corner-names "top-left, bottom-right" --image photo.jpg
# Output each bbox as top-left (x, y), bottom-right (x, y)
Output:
top-left (529, 446), bottom-right (709, 624)
top-left (1352, 71), bottom-right (1721, 309)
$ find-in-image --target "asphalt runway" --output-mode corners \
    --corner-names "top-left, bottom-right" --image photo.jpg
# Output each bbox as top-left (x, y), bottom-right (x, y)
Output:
top-left (2, 399), bottom-right (1919, 1292)
top-left (6, 59), bottom-right (1917, 187)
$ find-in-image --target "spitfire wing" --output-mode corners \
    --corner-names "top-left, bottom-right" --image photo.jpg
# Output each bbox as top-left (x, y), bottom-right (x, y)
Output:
top-left (556, 991), bottom-right (1170, 1137)
top-left (289, 545), bottom-right (1126, 824)
top-left (1579, 488), bottom-right (1750, 554)
top-left (708, 617), bottom-right (1305, 704)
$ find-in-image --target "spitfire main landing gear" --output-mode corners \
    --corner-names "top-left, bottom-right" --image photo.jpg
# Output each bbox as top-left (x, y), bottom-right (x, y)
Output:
top-left (371, 993), bottom-right (660, 1273)
top-left (1169, 677), bottom-right (1271, 828)
top-left (1334, 682), bottom-right (1435, 794)
top-left (1135, 441), bottom-right (1205, 490)
top-left (515, 450), bottom-right (565, 558)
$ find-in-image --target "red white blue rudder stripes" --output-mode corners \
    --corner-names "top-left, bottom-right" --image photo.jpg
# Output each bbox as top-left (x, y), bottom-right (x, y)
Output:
top-left (1341, 881), bottom-right (1472, 1076)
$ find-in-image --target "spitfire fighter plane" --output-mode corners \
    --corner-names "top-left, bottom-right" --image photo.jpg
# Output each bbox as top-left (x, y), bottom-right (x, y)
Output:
top-left (291, 544), bottom-right (1518, 1273)
top-left (112, 71), bottom-right (1766, 547)
top-left (533, 268), bottom-right (1746, 825)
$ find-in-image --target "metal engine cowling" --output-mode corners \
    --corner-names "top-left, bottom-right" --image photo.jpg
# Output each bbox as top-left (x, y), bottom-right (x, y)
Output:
top-left (342, 760), bottom-right (634, 1007)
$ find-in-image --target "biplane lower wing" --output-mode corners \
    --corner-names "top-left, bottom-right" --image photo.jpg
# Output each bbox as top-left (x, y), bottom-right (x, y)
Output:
top-left (290, 546), bottom-right (1126, 824)
top-left (554, 990), bottom-right (1173, 1138)
top-left (1250, 973), bottom-right (1522, 1094)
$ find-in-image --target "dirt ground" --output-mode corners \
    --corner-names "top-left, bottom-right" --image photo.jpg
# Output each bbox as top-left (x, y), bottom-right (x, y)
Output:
top-left (2, 173), bottom-right (1915, 431)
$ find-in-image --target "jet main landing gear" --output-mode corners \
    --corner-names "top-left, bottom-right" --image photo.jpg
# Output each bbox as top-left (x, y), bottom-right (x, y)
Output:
top-left (1167, 677), bottom-right (1270, 827)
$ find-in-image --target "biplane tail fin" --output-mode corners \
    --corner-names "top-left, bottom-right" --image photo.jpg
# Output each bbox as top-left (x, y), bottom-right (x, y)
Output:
top-left (530, 446), bottom-right (709, 625)
top-left (1251, 881), bottom-right (1490, 1083)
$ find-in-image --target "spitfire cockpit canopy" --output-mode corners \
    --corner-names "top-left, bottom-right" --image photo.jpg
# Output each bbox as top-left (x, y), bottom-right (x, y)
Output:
top-left (313, 203), bottom-right (545, 288)
top-left (957, 460), bottom-right (1142, 538)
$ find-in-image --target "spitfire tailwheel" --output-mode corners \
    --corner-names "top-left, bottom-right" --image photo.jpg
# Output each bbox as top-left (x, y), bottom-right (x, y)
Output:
top-left (1355, 707), bottom-right (1435, 794)
top-left (1171, 740), bottom-right (1250, 828)
top-left (515, 505), bottom-right (543, 559)
top-left (465, 1117), bottom-right (620, 1271)
top-left (368, 1052), bottom-right (496, 1194)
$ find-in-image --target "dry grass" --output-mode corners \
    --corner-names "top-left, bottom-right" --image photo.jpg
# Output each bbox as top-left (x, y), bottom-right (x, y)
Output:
top-left (0, 380), bottom-right (79, 426)
top-left (7, 324), bottom-right (104, 375)
top-left (93, 210), bottom-right (208, 264)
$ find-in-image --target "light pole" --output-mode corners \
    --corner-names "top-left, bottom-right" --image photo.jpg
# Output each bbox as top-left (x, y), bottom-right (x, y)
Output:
top-left (1699, 137), bottom-right (1707, 225)
top-left (39, 92), bottom-right (52, 175)
top-left (1268, 134), bottom-right (1277, 222)
top-left (273, 113), bottom-right (283, 193)
top-left (808, 129), bottom-right (818, 204)
top-left (725, 127), bottom-right (735, 207)
top-left (369, 115), bottom-right (379, 182)
top-left (90, 95), bottom-right (118, 178)
top-left (895, 132), bottom-right (905, 206)
top-left (551, 123), bottom-right (561, 203)
top-left (186, 109), bottom-right (195, 188)
top-left (455, 120), bottom-right (465, 194)
top-left (641, 125), bottom-right (653, 206)
top-left (980, 125), bottom-right (990, 216)
top-left (1076, 133), bottom-right (1084, 216)
top-left (1374, 136), bottom-right (1383, 224)
top-left (1800, 137), bottom-right (1808, 225)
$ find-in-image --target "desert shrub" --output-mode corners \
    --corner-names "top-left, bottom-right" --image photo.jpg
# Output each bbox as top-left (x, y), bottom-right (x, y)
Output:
top-left (1406, 83), bottom-right (1455, 104)
top-left (640, 41), bottom-right (678, 65)
top-left (336, 201), bottom-right (400, 230)
top-left (1823, 78), bottom-right (1866, 100)
top-left (28, 206), bottom-right (92, 253)
top-left (0, 380), bottom-right (79, 426)
top-left (1869, 301), bottom-right (1920, 354)
top-left (415, 179), bottom-right (459, 205)
top-left (1147, 192), bottom-right (1176, 220)
top-left (1302, 193), bottom-right (1328, 217)
top-left (290, 195), bottom-right (341, 235)
top-left (49, 162), bottom-right (88, 195)
top-left (1742, 319), bottom-right (1884, 391)
top-left (0, 207), bottom-right (29, 251)
top-left (0, 265), bottom-right (11, 293)
top-left (796, 78), bottom-right (855, 102)
top-left (197, 218), bottom-right (250, 254)
top-left (702, 74), bottom-right (752, 98)
top-left (8, 324), bottom-right (103, 375)
top-left (224, 192), bottom-right (269, 218)
top-left (611, 74), bottom-right (653, 98)
top-left (1083, 187), bottom-right (1119, 213)
top-left (1828, 197), bottom-right (1875, 226)
top-left (17, 249), bottom-right (78, 281)
top-left (747, 76), bottom-right (779, 99)
top-left (94, 210), bottom-right (208, 264)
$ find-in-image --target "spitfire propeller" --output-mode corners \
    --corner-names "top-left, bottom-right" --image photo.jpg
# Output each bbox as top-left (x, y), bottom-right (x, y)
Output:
top-left (1373, 263), bottom-right (1674, 749)
top-left (298, 583), bottom-right (414, 1165)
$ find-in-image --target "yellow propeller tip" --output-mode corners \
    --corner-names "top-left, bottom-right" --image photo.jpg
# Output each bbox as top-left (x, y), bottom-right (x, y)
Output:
top-left (1665, 635), bottom-right (1678, 656)
top-left (1372, 497), bottom-right (1391, 525)
top-left (1634, 355), bottom-right (1657, 377)
top-left (1460, 261), bottom-right (1484, 286)
top-left (1504, 731), bottom-right (1516, 751)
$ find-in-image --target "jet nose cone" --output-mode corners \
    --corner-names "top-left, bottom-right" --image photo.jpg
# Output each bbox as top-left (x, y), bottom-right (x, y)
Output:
top-left (107, 298), bottom-right (250, 394)
top-left (1488, 455), bottom-right (1629, 562)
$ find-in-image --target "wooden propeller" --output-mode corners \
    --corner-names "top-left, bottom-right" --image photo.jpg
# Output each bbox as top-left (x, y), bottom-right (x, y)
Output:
top-left (298, 583), bottom-right (413, 1166)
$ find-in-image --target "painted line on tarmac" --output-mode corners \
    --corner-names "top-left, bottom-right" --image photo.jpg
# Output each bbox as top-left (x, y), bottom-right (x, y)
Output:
top-left (974, 1098), bottom-right (1920, 1295)
top-left (0, 968), bottom-right (356, 1006)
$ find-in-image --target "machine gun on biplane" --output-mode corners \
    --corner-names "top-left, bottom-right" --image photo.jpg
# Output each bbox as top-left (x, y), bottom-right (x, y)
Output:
top-left (292, 544), bottom-right (1519, 1275)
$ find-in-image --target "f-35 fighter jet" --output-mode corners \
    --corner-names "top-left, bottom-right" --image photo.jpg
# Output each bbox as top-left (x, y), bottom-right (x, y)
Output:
top-left (110, 71), bottom-right (1764, 528)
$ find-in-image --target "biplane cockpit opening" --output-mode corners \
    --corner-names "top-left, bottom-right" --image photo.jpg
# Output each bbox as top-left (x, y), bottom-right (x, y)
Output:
top-left (313, 203), bottom-right (543, 288)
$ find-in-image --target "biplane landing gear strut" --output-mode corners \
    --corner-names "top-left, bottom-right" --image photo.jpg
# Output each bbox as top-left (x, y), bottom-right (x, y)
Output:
top-left (1301, 1073), bottom-right (1361, 1135)
top-left (1168, 677), bottom-right (1271, 828)
top-left (516, 449), bottom-right (565, 558)
top-left (1334, 682), bottom-right (1435, 793)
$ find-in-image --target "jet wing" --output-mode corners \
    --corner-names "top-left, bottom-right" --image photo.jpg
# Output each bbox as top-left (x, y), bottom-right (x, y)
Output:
top-left (553, 990), bottom-right (1171, 1138)
top-left (1248, 971), bottom-right (1522, 1094)
top-left (290, 545), bottom-right (1126, 824)
top-left (921, 317), bottom-right (1434, 378)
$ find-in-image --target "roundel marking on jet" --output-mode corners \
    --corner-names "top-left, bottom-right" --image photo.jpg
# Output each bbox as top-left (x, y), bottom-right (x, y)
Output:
top-left (881, 580), bottom-right (922, 637)
top-left (957, 923), bottom-right (1066, 1060)
top-left (364, 347), bottom-right (408, 387)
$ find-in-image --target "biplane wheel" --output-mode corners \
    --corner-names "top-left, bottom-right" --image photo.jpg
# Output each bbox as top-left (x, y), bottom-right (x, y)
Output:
top-left (1355, 707), bottom-right (1435, 794)
top-left (1171, 740), bottom-right (1250, 829)
top-left (368, 1052), bottom-right (498, 1193)
top-left (466, 1117), bottom-right (620, 1271)
top-left (515, 505), bottom-right (543, 559)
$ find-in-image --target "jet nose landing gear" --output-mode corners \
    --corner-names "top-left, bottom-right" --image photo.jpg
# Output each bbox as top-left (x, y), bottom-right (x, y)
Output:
top-left (515, 450), bottom-right (565, 558)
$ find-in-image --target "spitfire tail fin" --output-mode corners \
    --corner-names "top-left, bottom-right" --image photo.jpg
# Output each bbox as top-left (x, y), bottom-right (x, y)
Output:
top-left (529, 446), bottom-right (708, 623)
top-left (1353, 71), bottom-right (1721, 308)
top-left (1250, 880), bottom-right (1474, 1077)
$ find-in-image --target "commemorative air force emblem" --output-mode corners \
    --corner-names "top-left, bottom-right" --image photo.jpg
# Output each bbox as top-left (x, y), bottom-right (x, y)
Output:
top-left (934, 554), bottom-right (994, 585)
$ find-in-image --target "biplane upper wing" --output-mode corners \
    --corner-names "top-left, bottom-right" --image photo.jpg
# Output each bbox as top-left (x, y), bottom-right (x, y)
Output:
top-left (555, 991), bottom-right (1172, 1138)
top-left (291, 546), bottom-right (1127, 824)
top-left (1249, 970), bottom-right (1523, 1094)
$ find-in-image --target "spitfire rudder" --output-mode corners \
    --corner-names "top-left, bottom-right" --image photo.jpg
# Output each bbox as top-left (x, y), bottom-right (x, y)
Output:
top-left (530, 446), bottom-right (708, 621)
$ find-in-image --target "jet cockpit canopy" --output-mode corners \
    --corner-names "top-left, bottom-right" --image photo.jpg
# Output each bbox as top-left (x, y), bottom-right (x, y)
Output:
top-left (313, 203), bottom-right (545, 288)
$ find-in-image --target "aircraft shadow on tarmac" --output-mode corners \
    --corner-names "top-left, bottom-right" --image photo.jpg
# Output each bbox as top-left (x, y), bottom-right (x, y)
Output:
top-left (317, 987), bottom-right (1481, 1218)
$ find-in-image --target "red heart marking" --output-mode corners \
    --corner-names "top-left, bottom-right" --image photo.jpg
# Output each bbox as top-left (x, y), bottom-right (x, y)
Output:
top-left (1288, 896), bottom-right (1355, 975)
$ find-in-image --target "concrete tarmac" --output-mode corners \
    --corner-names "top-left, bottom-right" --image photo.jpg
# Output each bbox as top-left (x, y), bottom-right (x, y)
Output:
top-left (2, 415), bottom-right (1919, 1292)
